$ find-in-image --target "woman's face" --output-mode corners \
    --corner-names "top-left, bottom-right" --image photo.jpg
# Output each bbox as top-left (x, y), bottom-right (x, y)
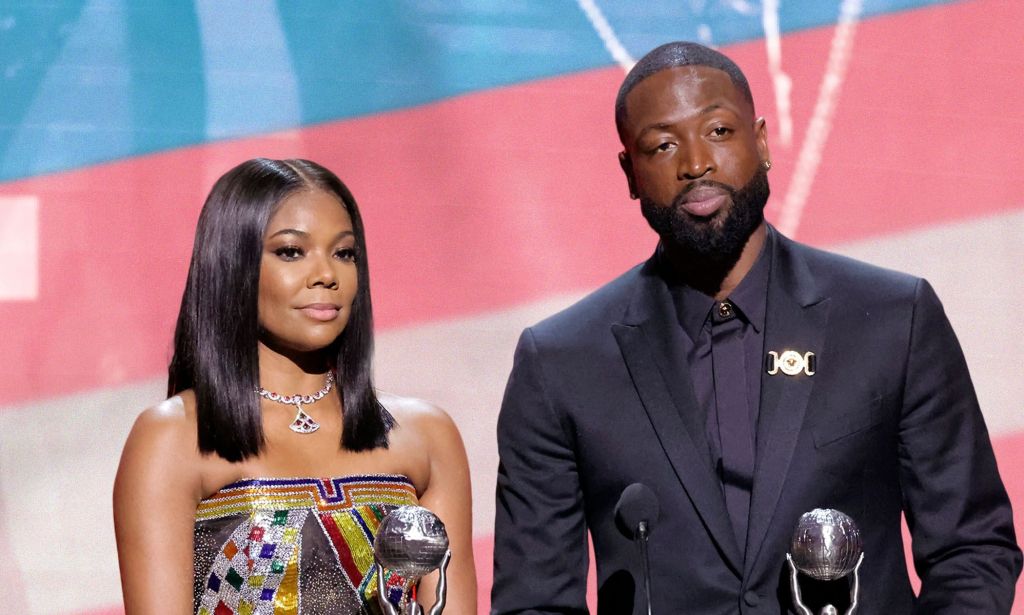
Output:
top-left (257, 188), bottom-right (359, 354)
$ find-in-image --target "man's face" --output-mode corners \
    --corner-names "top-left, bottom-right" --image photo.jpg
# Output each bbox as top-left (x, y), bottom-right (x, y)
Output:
top-left (618, 65), bottom-right (770, 262)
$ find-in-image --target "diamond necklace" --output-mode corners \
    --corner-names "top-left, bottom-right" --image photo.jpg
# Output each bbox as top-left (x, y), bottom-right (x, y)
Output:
top-left (256, 371), bottom-right (335, 434)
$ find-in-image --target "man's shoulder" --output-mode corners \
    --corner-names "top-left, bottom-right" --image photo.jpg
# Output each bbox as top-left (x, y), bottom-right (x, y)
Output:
top-left (528, 260), bottom-right (648, 343)
top-left (784, 235), bottom-right (923, 299)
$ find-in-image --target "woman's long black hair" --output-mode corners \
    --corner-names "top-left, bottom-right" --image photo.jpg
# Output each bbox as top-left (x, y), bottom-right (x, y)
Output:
top-left (168, 158), bottom-right (392, 461)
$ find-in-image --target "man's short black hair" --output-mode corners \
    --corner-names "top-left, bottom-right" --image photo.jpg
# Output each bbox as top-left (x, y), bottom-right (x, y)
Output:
top-left (615, 41), bottom-right (755, 139)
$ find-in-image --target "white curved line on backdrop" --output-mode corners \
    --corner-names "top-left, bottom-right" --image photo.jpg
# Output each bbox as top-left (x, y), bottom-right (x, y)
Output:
top-left (762, 0), bottom-right (793, 148)
top-left (576, 0), bottom-right (636, 72)
top-left (777, 0), bottom-right (863, 238)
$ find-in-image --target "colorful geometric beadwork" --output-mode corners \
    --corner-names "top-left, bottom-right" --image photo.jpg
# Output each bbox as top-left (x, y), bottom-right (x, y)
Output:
top-left (196, 508), bottom-right (308, 614)
top-left (194, 475), bottom-right (418, 614)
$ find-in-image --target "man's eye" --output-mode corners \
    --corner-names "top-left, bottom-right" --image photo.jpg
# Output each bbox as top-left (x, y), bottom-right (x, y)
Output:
top-left (710, 126), bottom-right (732, 137)
top-left (274, 246), bottom-right (303, 260)
top-left (655, 142), bottom-right (676, 152)
top-left (335, 247), bottom-right (357, 262)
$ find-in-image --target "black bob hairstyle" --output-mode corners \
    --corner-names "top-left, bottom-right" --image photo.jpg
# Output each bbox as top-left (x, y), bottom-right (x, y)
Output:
top-left (168, 158), bottom-right (392, 461)
top-left (615, 41), bottom-right (755, 139)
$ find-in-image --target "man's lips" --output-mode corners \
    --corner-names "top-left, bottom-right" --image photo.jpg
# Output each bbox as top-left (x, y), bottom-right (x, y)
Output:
top-left (677, 185), bottom-right (731, 217)
top-left (299, 303), bottom-right (342, 321)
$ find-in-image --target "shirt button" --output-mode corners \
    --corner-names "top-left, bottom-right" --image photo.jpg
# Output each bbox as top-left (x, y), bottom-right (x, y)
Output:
top-left (743, 590), bottom-right (759, 607)
top-left (718, 300), bottom-right (734, 319)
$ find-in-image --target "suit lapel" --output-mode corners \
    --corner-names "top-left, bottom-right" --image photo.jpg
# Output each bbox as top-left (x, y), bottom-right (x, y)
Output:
top-left (612, 262), bottom-right (743, 574)
top-left (745, 232), bottom-right (830, 577)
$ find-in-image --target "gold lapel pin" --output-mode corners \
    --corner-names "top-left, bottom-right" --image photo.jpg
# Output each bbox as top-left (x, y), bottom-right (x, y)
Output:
top-left (767, 350), bottom-right (816, 376)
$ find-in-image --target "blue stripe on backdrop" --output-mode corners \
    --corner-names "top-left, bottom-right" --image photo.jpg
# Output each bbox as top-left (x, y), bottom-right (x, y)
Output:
top-left (0, 0), bottom-right (964, 182)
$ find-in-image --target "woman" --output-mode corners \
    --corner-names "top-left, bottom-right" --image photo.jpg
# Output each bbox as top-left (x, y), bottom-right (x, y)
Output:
top-left (114, 158), bottom-right (476, 614)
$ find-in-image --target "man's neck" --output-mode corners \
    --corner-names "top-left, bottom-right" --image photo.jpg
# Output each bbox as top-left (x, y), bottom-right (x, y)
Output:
top-left (661, 223), bottom-right (767, 301)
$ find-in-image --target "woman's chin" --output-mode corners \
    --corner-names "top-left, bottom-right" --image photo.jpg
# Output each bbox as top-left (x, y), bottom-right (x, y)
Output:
top-left (258, 332), bottom-right (344, 358)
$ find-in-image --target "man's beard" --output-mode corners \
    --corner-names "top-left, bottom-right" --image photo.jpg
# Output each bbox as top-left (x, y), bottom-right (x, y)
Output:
top-left (640, 167), bottom-right (770, 267)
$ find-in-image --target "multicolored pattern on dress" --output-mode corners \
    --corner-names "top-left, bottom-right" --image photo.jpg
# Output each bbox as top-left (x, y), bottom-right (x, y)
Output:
top-left (193, 475), bottom-right (419, 615)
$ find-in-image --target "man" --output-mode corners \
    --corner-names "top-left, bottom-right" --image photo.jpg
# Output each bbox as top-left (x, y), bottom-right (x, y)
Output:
top-left (491, 42), bottom-right (1020, 614)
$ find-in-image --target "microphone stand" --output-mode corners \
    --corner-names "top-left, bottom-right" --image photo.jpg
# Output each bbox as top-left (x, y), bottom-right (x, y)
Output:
top-left (638, 520), bottom-right (653, 615)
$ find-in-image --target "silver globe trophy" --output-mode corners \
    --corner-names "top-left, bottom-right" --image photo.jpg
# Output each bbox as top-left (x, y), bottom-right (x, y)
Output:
top-left (373, 505), bottom-right (452, 615)
top-left (786, 508), bottom-right (864, 615)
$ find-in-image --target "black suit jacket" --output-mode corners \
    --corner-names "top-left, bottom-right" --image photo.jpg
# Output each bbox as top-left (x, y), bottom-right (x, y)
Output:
top-left (492, 229), bottom-right (1020, 614)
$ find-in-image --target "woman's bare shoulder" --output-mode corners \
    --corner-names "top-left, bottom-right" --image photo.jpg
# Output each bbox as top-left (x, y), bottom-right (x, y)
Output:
top-left (378, 392), bottom-right (459, 435)
top-left (128, 390), bottom-right (197, 446)
top-left (377, 392), bottom-right (467, 472)
top-left (117, 391), bottom-right (204, 494)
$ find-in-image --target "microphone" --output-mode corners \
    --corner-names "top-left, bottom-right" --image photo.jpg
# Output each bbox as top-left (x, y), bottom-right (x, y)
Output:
top-left (615, 483), bottom-right (660, 615)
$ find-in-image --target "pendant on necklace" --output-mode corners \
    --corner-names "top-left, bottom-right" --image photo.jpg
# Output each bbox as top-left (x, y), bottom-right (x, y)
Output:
top-left (290, 401), bottom-right (320, 434)
top-left (256, 372), bottom-right (334, 435)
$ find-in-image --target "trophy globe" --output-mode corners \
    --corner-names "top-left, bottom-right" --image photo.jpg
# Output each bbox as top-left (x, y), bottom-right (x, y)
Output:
top-left (790, 508), bottom-right (863, 581)
top-left (373, 506), bottom-right (452, 615)
top-left (374, 505), bottom-right (450, 579)
top-left (787, 508), bottom-right (865, 615)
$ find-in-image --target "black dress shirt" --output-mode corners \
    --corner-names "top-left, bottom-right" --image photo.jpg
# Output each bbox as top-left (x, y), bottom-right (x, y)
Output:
top-left (663, 230), bottom-right (772, 555)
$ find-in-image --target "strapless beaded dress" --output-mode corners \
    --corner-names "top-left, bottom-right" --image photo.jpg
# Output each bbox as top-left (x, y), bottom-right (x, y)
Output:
top-left (193, 475), bottom-right (418, 615)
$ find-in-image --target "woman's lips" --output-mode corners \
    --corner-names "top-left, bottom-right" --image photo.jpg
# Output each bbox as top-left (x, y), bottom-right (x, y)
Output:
top-left (300, 304), bottom-right (341, 321)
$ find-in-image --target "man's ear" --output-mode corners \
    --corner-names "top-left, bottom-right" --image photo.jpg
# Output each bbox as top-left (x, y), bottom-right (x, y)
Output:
top-left (619, 151), bottom-right (638, 200)
top-left (754, 116), bottom-right (770, 165)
